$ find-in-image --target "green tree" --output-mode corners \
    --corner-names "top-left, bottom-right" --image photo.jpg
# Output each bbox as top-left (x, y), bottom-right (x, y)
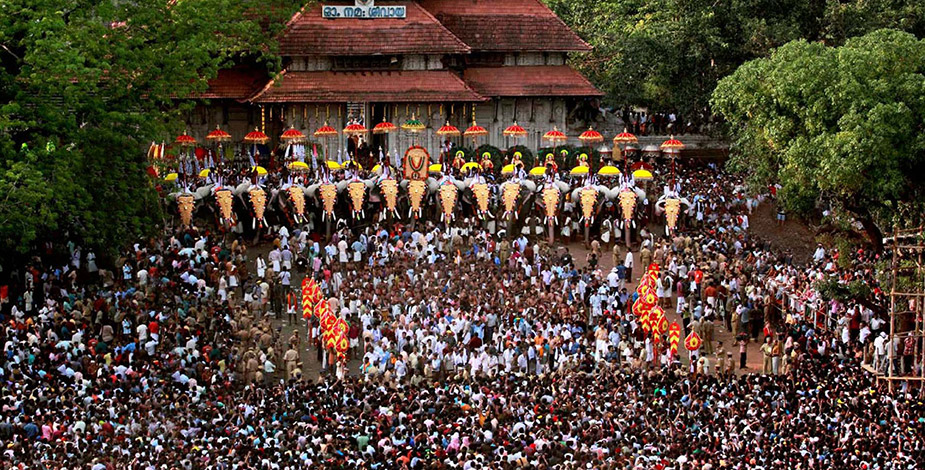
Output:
top-left (0, 0), bottom-right (300, 264)
top-left (545, 0), bottom-right (923, 118)
top-left (711, 29), bottom-right (925, 250)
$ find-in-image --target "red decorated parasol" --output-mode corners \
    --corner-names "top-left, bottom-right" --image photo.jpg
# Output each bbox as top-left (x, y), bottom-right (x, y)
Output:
top-left (314, 123), bottom-right (338, 138)
top-left (578, 127), bottom-right (604, 144)
top-left (205, 126), bottom-right (231, 143)
top-left (280, 127), bottom-right (306, 143)
top-left (373, 120), bottom-right (397, 134)
top-left (542, 126), bottom-right (567, 143)
top-left (660, 136), bottom-right (685, 152)
top-left (343, 122), bottom-right (368, 136)
top-left (613, 129), bottom-right (638, 145)
top-left (436, 122), bottom-right (461, 137)
top-left (503, 122), bottom-right (527, 138)
top-left (175, 133), bottom-right (196, 146)
top-left (244, 128), bottom-right (269, 144)
top-left (464, 121), bottom-right (488, 138)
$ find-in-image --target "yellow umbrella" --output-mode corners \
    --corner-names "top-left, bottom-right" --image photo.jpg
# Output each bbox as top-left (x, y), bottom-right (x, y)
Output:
top-left (346, 160), bottom-right (363, 171)
top-left (164, 173), bottom-right (179, 182)
top-left (251, 166), bottom-right (267, 176)
top-left (633, 169), bottom-right (653, 180)
top-left (598, 165), bottom-right (621, 176)
top-left (529, 166), bottom-right (547, 176)
top-left (372, 164), bottom-right (382, 174)
top-left (429, 163), bottom-right (443, 173)
top-left (198, 169), bottom-right (211, 178)
top-left (570, 166), bottom-right (589, 176)
top-left (461, 162), bottom-right (482, 171)
top-left (325, 161), bottom-right (342, 170)
top-left (501, 164), bottom-right (515, 175)
top-left (288, 161), bottom-right (309, 171)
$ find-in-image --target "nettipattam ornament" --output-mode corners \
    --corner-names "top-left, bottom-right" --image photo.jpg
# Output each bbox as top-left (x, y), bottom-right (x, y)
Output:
top-left (471, 183), bottom-right (491, 219)
top-left (319, 183), bottom-right (337, 222)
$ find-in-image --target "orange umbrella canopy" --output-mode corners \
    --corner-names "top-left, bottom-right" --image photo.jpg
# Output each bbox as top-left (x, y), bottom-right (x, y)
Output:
top-left (464, 121), bottom-right (488, 137)
top-left (660, 136), bottom-right (685, 151)
top-left (373, 120), bottom-right (397, 134)
top-left (578, 127), bottom-right (604, 143)
top-left (205, 126), bottom-right (231, 142)
top-left (613, 129), bottom-right (638, 145)
top-left (175, 133), bottom-right (196, 146)
top-left (343, 123), bottom-right (368, 136)
top-left (436, 122), bottom-right (461, 137)
top-left (314, 123), bottom-right (338, 138)
top-left (280, 127), bottom-right (307, 143)
top-left (244, 128), bottom-right (269, 144)
top-left (542, 126), bottom-right (567, 143)
top-left (503, 122), bottom-right (527, 138)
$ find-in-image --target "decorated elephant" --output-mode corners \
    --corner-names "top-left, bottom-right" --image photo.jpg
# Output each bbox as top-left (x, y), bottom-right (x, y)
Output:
top-left (614, 185), bottom-right (647, 246)
top-left (498, 177), bottom-right (538, 238)
top-left (167, 183), bottom-right (215, 228)
top-left (569, 181), bottom-right (615, 247)
top-left (655, 194), bottom-right (691, 234)
top-left (536, 180), bottom-right (570, 245)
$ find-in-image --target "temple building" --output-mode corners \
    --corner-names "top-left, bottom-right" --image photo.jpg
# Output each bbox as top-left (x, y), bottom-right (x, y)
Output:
top-left (187, 0), bottom-right (604, 161)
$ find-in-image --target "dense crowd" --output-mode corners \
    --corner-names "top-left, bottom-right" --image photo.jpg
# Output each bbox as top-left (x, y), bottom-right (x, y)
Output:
top-left (1, 160), bottom-right (922, 470)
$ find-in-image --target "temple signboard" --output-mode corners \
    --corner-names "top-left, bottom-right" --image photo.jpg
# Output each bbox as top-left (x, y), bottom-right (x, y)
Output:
top-left (323, 0), bottom-right (406, 19)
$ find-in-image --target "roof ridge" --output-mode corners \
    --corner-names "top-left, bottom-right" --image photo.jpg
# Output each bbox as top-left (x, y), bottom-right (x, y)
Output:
top-left (411, 0), bottom-right (470, 54)
top-left (245, 68), bottom-right (288, 104)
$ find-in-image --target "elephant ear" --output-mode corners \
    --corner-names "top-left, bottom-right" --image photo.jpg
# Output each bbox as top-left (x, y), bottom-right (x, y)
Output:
top-left (234, 182), bottom-right (250, 196)
top-left (426, 178), bottom-right (438, 193)
top-left (194, 184), bottom-right (213, 201)
top-left (399, 180), bottom-right (409, 190)
top-left (554, 181), bottom-right (570, 194)
top-left (522, 180), bottom-right (537, 192)
top-left (570, 188), bottom-right (581, 203)
top-left (305, 184), bottom-right (320, 198)
top-left (363, 179), bottom-right (375, 190)
top-left (634, 187), bottom-right (646, 200)
top-left (453, 179), bottom-right (465, 191)
top-left (335, 181), bottom-right (349, 192)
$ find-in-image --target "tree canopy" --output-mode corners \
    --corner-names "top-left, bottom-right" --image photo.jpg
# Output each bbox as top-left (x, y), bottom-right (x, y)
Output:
top-left (711, 29), bottom-right (925, 249)
top-left (546, 0), bottom-right (924, 117)
top-left (0, 0), bottom-right (300, 265)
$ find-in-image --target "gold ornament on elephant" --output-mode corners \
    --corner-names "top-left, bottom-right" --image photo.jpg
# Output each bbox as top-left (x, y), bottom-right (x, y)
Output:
top-left (471, 183), bottom-right (490, 219)
top-left (439, 183), bottom-right (458, 222)
top-left (580, 188), bottom-right (598, 226)
top-left (618, 189), bottom-right (636, 221)
top-left (287, 187), bottom-right (306, 222)
top-left (347, 181), bottom-right (366, 219)
top-left (542, 187), bottom-right (560, 224)
top-left (215, 189), bottom-right (234, 224)
top-left (501, 183), bottom-right (521, 220)
top-left (177, 194), bottom-right (194, 227)
top-left (320, 183), bottom-right (337, 221)
top-left (408, 180), bottom-right (426, 218)
top-left (379, 179), bottom-right (399, 215)
top-left (248, 188), bottom-right (267, 228)
top-left (665, 198), bottom-right (681, 231)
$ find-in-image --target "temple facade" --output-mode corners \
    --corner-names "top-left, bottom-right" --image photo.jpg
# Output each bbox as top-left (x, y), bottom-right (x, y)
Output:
top-left (187, 0), bottom-right (604, 161)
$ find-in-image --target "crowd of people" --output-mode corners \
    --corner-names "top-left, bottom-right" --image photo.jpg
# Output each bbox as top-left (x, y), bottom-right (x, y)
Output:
top-left (1, 158), bottom-right (923, 470)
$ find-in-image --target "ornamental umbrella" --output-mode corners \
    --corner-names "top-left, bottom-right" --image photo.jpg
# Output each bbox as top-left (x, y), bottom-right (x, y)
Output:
top-left (244, 128), bottom-right (269, 144)
top-left (314, 122), bottom-right (338, 163)
top-left (598, 165), bottom-right (621, 176)
top-left (464, 120), bottom-right (488, 150)
top-left (570, 166), bottom-right (589, 176)
top-left (251, 166), bottom-right (268, 176)
top-left (175, 133), bottom-right (196, 146)
top-left (632, 169), bottom-right (653, 181)
top-left (613, 129), bottom-right (638, 145)
top-left (461, 162), bottom-right (481, 172)
top-left (436, 122), bottom-right (461, 137)
top-left (280, 127), bottom-right (306, 143)
top-left (528, 166), bottom-right (547, 177)
top-left (206, 126), bottom-right (231, 143)
top-left (313, 123), bottom-right (338, 138)
top-left (289, 161), bottom-right (309, 171)
top-left (373, 120), bottom-right (397, 135)
top-left (542, 126), bottom-right (567, 144)
top-left (401, 114), bottom-right (426, 146)
top-left (578, 127), bottom-right (604, 144)
top-left (503, 122), bottom-right (527, 138)
top-left (343, 122), bottom-right (368, 136)
top-left (660, 136), bottom-right (685, 152)
top-left (401, 114), bottom-right (426, 133)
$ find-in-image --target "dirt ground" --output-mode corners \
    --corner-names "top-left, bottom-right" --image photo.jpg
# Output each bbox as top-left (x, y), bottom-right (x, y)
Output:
top-left (255, 201), bottom-right (816, 381)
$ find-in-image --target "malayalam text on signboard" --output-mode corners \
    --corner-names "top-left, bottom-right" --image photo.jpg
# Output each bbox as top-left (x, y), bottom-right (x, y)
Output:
top-left (322, 5), bottom-right (407, 19)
